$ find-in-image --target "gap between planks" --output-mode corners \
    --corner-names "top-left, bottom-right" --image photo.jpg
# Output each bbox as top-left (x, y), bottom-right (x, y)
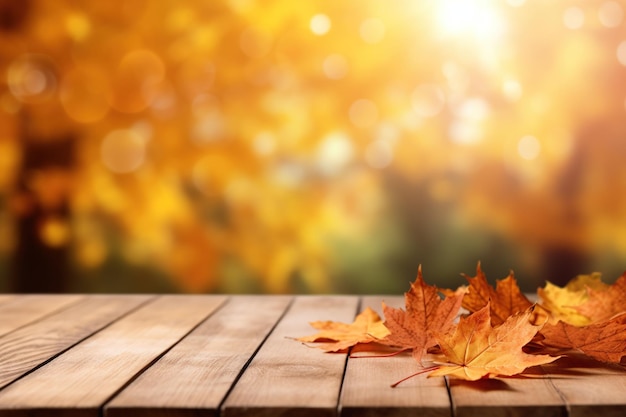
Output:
top-left (339, 295), bottom-right (452, 417)
top-left (104, 295), bottom-right (293, 417)
top-left (221, 295), bottom-right (360, 417)
top-left (0, 295), bottom-right (153, 390)
top-left (0, 294), bottom-right (84, 337)
top-left (0, 295), bottom-right (622, 417)
top-left (0, 295), bottom-right (228, 417)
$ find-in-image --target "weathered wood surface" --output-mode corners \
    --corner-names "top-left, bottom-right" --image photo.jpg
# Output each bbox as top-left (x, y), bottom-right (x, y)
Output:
top-left (106, 296), bottom-right (292, 417)
top-left (540, 356), bottom-right (626, 417)
top-left (0, 295), bottom-right (151, 390)
top-left (0, 294), bottom-right (622, 417)
top-left (0, 295), bottom-right (226, 416)
top-left (340, 296), bottom-right (451, 417)
top-left (221, 295), bottom-right (358, 417)
top-left (0, 294), bottom-right (82, 337)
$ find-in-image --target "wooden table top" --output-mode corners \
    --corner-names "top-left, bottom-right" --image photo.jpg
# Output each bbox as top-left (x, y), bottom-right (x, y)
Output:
top-left (0, 294), bottom-right (624, 417)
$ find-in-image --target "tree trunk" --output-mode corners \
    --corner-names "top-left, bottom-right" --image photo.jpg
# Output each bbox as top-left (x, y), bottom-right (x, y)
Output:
top-left (11, 113), bottom-right (74, 293)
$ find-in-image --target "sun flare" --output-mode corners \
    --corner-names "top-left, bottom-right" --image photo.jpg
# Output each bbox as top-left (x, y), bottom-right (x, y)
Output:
top-left (436, 0), bottom-right (506, 41)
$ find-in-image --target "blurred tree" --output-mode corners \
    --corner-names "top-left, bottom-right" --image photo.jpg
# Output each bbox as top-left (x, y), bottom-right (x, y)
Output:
top-left (13, 115), bottom-right (75, 292)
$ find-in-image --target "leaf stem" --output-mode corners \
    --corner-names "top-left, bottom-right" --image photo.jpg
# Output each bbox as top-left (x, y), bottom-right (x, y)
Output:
top-left (390, 365), bottom-right (440, 388)
top-left (350, 348), bottom-right (409, 359)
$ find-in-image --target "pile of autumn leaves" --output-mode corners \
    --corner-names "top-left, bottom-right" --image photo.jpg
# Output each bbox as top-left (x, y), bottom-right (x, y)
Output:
top-left (296, 265), bottom-right (626, 385)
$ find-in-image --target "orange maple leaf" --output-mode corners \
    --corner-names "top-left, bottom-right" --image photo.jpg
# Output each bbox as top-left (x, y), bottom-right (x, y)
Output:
top-left (428, 304), bottom-right (557, 380)
top-left (574, 272), bottom-right (626, 324)
top-left (539, 313), bottom-right (626, 364)
top-left (462, 263), bottom-right (532, 326)
top-left (297, 307), bottom-right (390, 352)
top-left (381, 266), bottom-right (465, 363)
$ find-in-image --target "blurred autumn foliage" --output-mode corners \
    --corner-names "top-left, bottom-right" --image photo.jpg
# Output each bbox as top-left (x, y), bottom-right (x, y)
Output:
top-left (1, 0), bottom-right (626, 293)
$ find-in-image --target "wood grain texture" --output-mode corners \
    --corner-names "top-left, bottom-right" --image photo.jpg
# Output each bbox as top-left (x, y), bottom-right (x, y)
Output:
top-left (0, 295), bottom-right (150, 389)
top-left (0, 294), bottom-right (623, 417)
top-left (0, 295), bottom-right (82, 337)
top-left (221, 296), bottom-right (359, 417)
top-left (542, 356), bottom-right (626, 417)
top-left (448, 375), bottom-right (566, 417)
top-left (0, 295), bottom-right (227, 417)
top-left (339, 296), bottom-right (452, 417)
top-left (105, 295), bottom-right (292, 417)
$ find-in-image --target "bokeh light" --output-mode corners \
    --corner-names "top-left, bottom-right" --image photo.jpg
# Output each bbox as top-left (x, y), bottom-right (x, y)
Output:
top-left (617, 41), bottom-right (626, 66)
top-left (359, 18), bottom-right (386, 44)
top-left (60, 65), bottom-right (110, 123)
top-left (348, 99), bottom-right (379, 129)
top-left (598, 1), bottom-right (623, 27)
top-left (310, 14), bottom-right (331, 36)
top-left (2, 0), bottom-right (626, 295)
top-left (502, 78), bottom-right (523, 102)
top-left (7, 54), bottom-right (57, 103)
top-left (323, 54), bottom-right (349, 80)
top-left (365, 140), bottom-right (393, 169)
top-left (100, 129), bottom-right (147, 174)
top-left (316, 132), bottom-right (354, 176)
top-left (563, 7), bottom-right (585, 30)
top-left (436, 0), bottom-right (505, 41)
top-left (517, 135), bottom-right (541, 161)
top-left (109, 49), bottom-right (166, 114)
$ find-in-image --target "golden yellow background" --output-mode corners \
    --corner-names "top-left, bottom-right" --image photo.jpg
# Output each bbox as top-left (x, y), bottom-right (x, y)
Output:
top-left (1, 0), bottom-right (626, 293)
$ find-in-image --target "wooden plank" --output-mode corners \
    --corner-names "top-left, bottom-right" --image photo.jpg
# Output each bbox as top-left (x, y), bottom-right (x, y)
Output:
top-left (0, 295), bottom-right (227, 417)
top-left (0, 295), bottom-right (15, 305)
top-left (448, 360), bottom-right (568, 417)
top-left (429, 294), bottom-right (566, 417)
top-left (105, 295), bottom-right (292, 417)
top-left (542, 356), bottom-right (626, 417)
top-left (448, 375), bottom-right (566, 417)
top-left (0, 295), bottom-right (82, 337)
top-left (339, 296), bottom-right (452, 417)
top-left (0, 295), bottom-right (150, 390)
top-left (444, 301), bottom-right (566, 417)
top-left (221, 295), bottom-right (360, 417)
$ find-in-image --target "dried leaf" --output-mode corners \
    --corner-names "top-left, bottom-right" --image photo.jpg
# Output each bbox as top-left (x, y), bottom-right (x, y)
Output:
top-left (462, 263), bottom-right (532, 326)
top-left (537, 273), bottom-right (607, 326)
top-left (539, 313), bottom-right (626, 364)
top-left (297, 307), bottom-right (390, 352)
top-left (575, 273), bottom-right (626, 324)
top-left (429, 304), bottom-right (557, 380)
top-left (381, 266), bottom-right (465, 363)
top-left (293, 263), bottom-right (626, 388)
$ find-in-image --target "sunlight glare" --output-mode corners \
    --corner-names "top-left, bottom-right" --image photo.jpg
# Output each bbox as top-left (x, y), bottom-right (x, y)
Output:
top-left (436, 0), bottom-right (505, 41)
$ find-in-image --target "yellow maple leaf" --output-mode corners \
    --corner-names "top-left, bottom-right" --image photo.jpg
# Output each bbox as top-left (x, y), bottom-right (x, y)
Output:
top-left (428, 304), bottom-right (557, 381)
top-left (297, 307), bottom-right (390, 352)
top-left (538, 273), bottom-right (608, 326)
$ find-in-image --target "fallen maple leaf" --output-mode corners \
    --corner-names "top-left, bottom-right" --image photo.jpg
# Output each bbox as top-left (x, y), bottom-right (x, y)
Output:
top-left (297, 307), bottom-right (390, 352)
top-left (574, 272), bottom-right (626, 324)
top-left (538, 313), bottom-right (626, 364)
top-left (381, 266), bottom-right (465, 363)
top-left (462, 263), bottom-right (532, 326)
top-left (293, 263), bottom-right (626, 389)
top-left (428, 304), bottom-right (557, 381)
top-left (537, 273), bottom-right (607, 326)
